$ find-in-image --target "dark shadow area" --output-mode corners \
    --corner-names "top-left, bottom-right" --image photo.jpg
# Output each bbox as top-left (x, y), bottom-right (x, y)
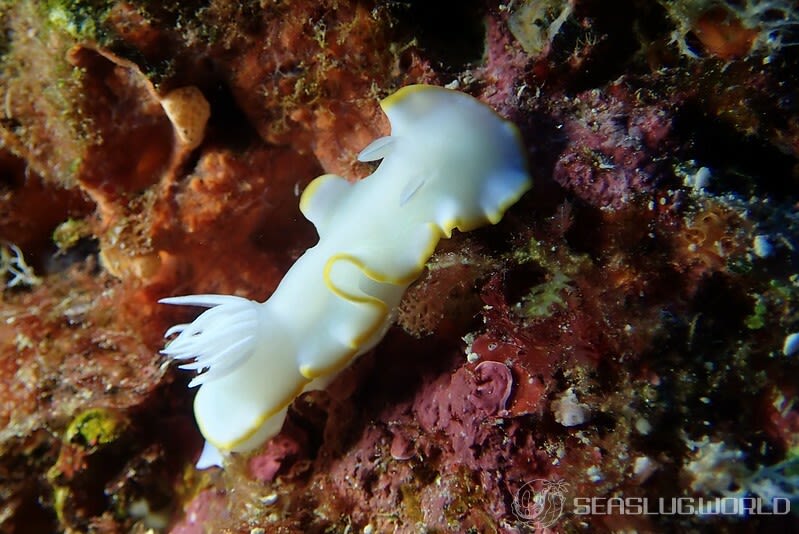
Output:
top-left (388, 0), bottom-right (487, 71)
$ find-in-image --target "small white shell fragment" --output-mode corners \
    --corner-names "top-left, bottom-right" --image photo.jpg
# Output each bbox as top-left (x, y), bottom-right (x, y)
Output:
top-left (753, 234), bottom-right (774, 258)
top-left (783, 332), bottom-right (799, 357)
top-left (693, 166), bottom-right (711, 189)
top-left (632, 456), bottom-right (658, 483)
top-left (586, 465), bottom-right (603, 483)
top-left (260, 493), bottom-right (279, 506)
top-left (635, 417), bottom-right (652, 435)
top-left (160, 86), bottom-right (211, 150)
top-left (552, 388), bottom-right (590, 427)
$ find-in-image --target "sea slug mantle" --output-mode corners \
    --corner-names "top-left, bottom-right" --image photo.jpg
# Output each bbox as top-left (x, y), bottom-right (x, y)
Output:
top-left (160, 84), bottom-right (532, 467)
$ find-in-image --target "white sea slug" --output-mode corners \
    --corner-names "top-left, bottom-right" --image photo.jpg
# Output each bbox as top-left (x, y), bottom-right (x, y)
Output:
top-left (160, 84), bottom-right (532, 468)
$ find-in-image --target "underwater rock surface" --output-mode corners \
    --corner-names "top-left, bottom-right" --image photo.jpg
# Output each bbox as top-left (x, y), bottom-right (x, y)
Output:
top-left (1, 0), bottom-right (798, 532)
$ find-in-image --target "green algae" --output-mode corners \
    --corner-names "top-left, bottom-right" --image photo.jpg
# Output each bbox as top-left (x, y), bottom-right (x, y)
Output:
top-left (65, 408), bottom-right (125, 448)
top-left (42, 0), bottom-right (113, 41)
top-left (511, 237), bottom-right (590, 321)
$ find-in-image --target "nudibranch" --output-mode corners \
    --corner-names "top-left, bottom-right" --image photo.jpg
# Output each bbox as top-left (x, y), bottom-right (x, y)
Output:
top-left (160, 85), bottom-right (531, 468)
